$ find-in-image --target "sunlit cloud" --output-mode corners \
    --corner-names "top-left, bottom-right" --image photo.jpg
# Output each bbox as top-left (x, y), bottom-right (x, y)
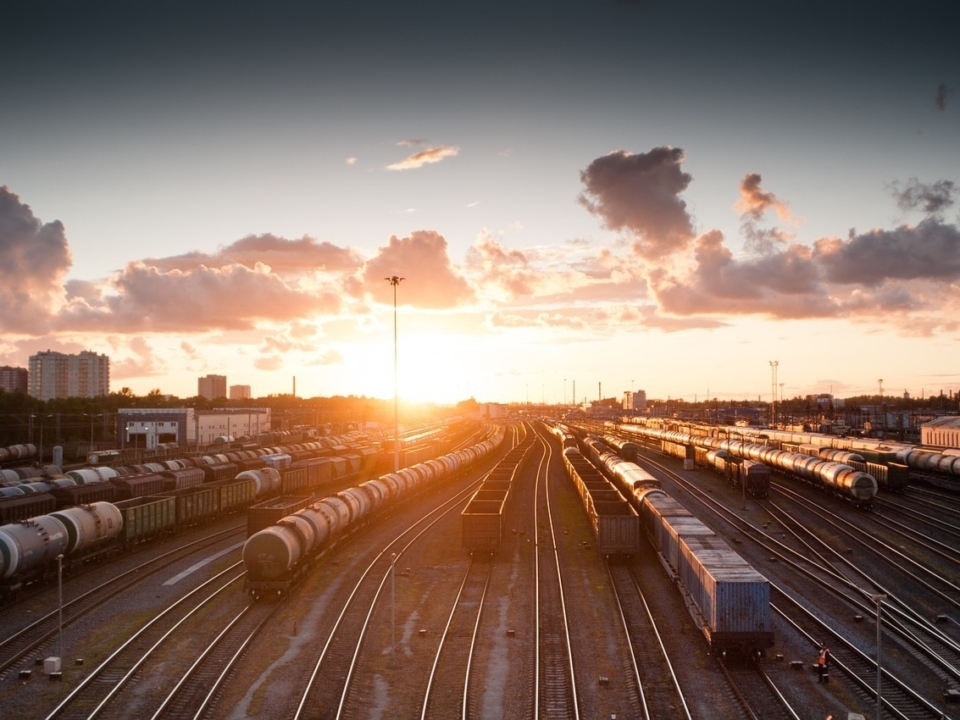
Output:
top-left (360, 230), bottom-right (474, 308)
top-left (345, 157), bottom-right (358, 165)
top-left (0, 186), bottom-right (72, 333)
top-left (386, 145), bottom-right (460, 171)
top-left (735, 173), bottom-right (792, 222)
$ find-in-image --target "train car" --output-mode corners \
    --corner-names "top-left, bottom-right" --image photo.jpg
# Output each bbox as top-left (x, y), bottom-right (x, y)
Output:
top-left (110, 473), bottom-right (167, 500)
top-left (246, 425), bottom-right (507, 596)
top-left (247, 496), bottom-right (312, 537)
top-left (0, 493), bottom-right (57, 524)
top-left (562, 446), bottom-right (639, 557)
top-left (115, 495), bottom-right (177, 545)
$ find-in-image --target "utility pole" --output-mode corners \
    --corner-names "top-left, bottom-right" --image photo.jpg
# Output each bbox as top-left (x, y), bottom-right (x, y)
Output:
top-left (385, 276), bottom-right (404, 473)
top-left (769, 360), bottom-right (779, 427)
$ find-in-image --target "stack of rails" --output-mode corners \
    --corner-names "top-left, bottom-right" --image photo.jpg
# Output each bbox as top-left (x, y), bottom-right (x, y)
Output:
top-left (561, 445), bottom-right (639, 557)
top-left (461, 435), bottom-right (534, 554)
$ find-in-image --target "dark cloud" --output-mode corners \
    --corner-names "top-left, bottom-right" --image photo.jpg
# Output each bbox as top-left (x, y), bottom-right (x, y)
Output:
top-left (579, 147), bottom-right (695, 258)
top-left (361, 230), bottom-right (474, 308)
top-left (144, 234), bottom-right (363, 275)
top-left (0, 186), bottom-right (72, 332)
top-left (735, 173), bottom-right (791, 221)
top-left (936, 83), bottom-right (952, 111)
top-left (890, 178), bottom-right (955, 215)
top-left (815, 218), bottom-right (960, 284)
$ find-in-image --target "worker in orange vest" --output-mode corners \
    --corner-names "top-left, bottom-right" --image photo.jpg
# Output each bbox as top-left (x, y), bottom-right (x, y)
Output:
top-left (817, 644), bottom-right (831, 683)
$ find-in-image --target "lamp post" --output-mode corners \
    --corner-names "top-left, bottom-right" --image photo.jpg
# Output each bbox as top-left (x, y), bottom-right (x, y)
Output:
top-left (385, 276), bottom-right (404, 473)
top-left (57, 554), bottom-right (64, 666)
top-left (390, 552), bottom-right (397, 660)
top-left (873, 593), bottom-right (887, 720)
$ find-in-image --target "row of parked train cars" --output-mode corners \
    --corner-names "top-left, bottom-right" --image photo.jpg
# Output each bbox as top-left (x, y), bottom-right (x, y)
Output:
top-left (0, 432), bottom-right (393, 598)
top-left (611, 422), bottom-right (886, 507)
top-left (242, 424), bottom-right (507, 596)
top-left (550, 424), bottom-right (773, 656)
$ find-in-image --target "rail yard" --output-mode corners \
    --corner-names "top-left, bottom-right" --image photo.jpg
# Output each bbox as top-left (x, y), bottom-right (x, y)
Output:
top-left (0, 418), bottom-right (959, 719)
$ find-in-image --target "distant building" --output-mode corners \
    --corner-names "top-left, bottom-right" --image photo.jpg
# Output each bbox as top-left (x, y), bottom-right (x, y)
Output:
top-left (0, 366), bottom-right (28, 394)
top-left (622, 390), bottom-right (647, 413)
top-left (921, 417), bottom-right (960, 449)
top-left (229, 384), bottom-right (251, 400)
top-left (198, 374), bottom-right (227, 400)
top-left (478, 403), bottom-right (509, 419)
top-left (118, 407), bottom-right (272, 448)
top-left (29, 350), bottom-right (109, 400)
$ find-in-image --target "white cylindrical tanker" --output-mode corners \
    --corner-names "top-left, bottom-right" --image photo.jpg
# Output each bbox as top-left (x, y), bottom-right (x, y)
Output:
top-left (67, 468), bottom-right (108, 485)
top-left (318, 495), bottom-right (352, 530)
top-left (337, 488), bottom-right (368, 524)
top-left (358, 480), bottom-right (387, 511)
top-left (49, 502), bottom-right (123, 555)
top-left (291, 506), bottom-right (333, 548)
top-left (237, 468), bottom-right (282, 497)
top-left (0, 515), bottom-right (70, 579)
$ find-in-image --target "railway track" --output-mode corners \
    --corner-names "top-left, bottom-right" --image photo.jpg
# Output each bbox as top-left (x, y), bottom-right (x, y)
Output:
top-left (0, 523), bottom-right (245, 677)
top-left (635, 448), bottom-right (960, 718)
top-left (533, 431), bottom-right (579, 720)
top-left (418, 556), bottom-right (492, 719)
top-left (606, 562), bottom-right (688, 720)
top-left (292, 473), bottom-right (490, 720)
top-left (43, 564), bottom-right (245, 720)
top-left (149, 599), bottom-right (278, 719)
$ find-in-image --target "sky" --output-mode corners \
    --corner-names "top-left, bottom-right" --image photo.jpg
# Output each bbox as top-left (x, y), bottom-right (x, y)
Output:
top-left (2, 0), bottom-right (959, 406)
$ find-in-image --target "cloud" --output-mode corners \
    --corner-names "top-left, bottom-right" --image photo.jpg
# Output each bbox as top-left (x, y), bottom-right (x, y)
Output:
top-left (144, 233), bottom-right (363, 275)
top-left (397, 138), bottom-right (427, 146)
top-left (254, 355), bottom-right (284, 371)
top-left (386, 145), bottom-right (460, 171)
top-left (936, 83), bottom-right (952, 111)
top-left (578, 147), bottom-right (695, 258)
top-left (815, 218), bottom-right (960, 283)
top-left (652, 230), bottom-right (837, 319)
top-left (306, 348), bottom-right (344, 366)
top-left (60, 262), bottom-right (344, 332)
top-left (890, 178), bottom-right (955, 215)
top-left (361, 230), bottom-right (474, 308)
top-left (0, 186), bottom-right (72, 332)
top-left (465, 235), bottom-right (541, 299)
top-left (110, 336), bottom-right (166, 379)
top-left (735, 173), bottom-right (792, 221)
top-left (345, 157), bottom-right (357, 165)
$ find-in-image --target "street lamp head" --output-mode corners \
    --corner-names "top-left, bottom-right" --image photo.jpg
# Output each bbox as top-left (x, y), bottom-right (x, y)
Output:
top-left (385, 276), bottom-right (405, 286)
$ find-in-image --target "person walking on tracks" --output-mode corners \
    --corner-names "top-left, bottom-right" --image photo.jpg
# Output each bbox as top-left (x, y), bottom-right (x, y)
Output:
top-left (817, 644), bottom-right (831, 683)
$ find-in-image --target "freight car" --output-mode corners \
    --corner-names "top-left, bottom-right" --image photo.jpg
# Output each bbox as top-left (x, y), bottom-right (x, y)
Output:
top-left (619, 425), bottom-right (878, 507)
top-left (564, 426), bottom-right (772, 655)
top-left (461, 429), bottom-right (534, 554)
top-left (562, 445), bottom-right (639, 556)
top-left (0, 502), bottom-right (123, 595)
top-left (704, 450), bottom-right (771, 499)
top-left (638, 488), bottom-right (773, 655)
top-left (244, 425), bottom-right (506, 596)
